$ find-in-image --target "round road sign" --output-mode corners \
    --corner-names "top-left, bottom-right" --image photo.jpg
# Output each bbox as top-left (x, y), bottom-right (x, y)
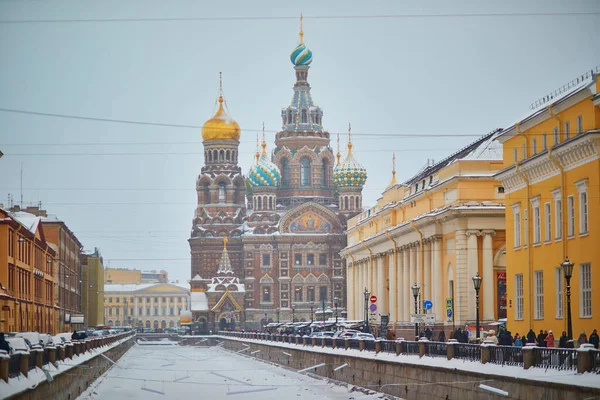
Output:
top-left (424, 300), bottom-right (433, 310)
top-left (370, 295), bottom-right (377, 303)
top-left (369, 304), bottom-right (377, 312)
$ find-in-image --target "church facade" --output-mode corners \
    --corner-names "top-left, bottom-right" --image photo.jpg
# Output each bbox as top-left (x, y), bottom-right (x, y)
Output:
top-left (189, 21), bottom-right (367, 332)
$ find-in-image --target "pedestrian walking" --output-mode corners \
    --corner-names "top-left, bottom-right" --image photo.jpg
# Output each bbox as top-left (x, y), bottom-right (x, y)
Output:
top-left (537, 330), bottom-right (546, 347)
top-left (589, 329), bottom-right (599, 349)
top-left (578, 331), bottom-right (588, 347)
top-left (438, 330), bottom-right (446, 342)
top-left (545, 330), bottom-right (555, 348)
top-left (514, 334), bottom-right (523, 347)
top-left (0, 333), bottom-right (10, 353)
top-left (526, 329), bottom-right (536, 344)
top-left (559, 331), bottom-right (570, 348)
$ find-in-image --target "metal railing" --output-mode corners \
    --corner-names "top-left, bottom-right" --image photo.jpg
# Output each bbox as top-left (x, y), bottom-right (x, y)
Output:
top-left (533, 347), bottom-right (578, 371)
top-left (380, 340), bottom-right (396, 354)
top-left (348, 339), bottom-right (360, 350)
top-left (8, 354), bottom-right (21, 378)
top-left (364, 340), bottom-right (376, 352)
top-left (401, 341), bottom-right (420, 355)
top-left (424, 342), bottom-right (447, 358)
top-left (488, 345), bottom-right (523, 367)
top-left (454, 343), bottom-right (482, 362)
top-left (590, 350), bottom-right (600, 374)
top-left (27, 351), bottom-right (37, 370)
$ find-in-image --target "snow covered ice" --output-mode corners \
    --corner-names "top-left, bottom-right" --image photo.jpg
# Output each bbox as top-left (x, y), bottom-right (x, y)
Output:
top-left (78, 343), bottom-right (392, 399)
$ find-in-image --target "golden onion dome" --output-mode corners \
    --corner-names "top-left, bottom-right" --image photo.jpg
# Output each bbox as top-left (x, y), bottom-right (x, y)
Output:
top-left (201, 96), bottom-right (241, 142)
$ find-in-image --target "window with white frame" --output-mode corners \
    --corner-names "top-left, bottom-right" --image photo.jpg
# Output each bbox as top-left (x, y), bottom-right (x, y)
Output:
top-left (564, 121), bottom-right (570, 140)
top-left (542, 133), bottom-right (547, 150)
top-left (532, 138), bottom-right (537, 155)
top-left (522, 144), bottom-right (527, 160)
top-left (533, 204), bottom-right (541, 244)
top-left (523, 209), bottom-right (529, 247)
top-left (567, 195), bottom-right (575, 237)
top-left (580, 263), bottom-right (592, 318)
top-left (576, 179), bottom-right (588, 234)
top-left (513, 148), bottom-right (518, 164)
top-left (577, 115), bottom-right (583, 134)
top-left (544, 203), bottom-right (552, 242)
top-left (515, 273), bottom-right (524, 320)
top-left (534, 270), bottom-right (544, 319)
top-left (555, 267), bottom-right (563, 319)
top-left (553, 189), bottom-right (562, 240)
top-left (553, 127), bottom-right (559, 145)
top-left (512, 204), bottom-right (521, 248)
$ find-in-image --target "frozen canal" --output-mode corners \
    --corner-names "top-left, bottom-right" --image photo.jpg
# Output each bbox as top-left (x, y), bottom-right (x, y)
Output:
top-left (78, 342), bottom-right (391, 399)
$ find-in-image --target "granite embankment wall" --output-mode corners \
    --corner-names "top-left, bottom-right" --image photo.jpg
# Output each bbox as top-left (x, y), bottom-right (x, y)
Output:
top-left (219, 337), bottom-right (600, 400)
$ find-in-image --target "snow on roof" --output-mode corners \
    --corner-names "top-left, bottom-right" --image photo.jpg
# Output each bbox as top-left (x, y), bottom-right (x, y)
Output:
top-left (191, 291), bottom-right (208, 311)
top-left (10, 211), bottom-right (41, 234)
top-left (104, 282), bottom-right (189, 293)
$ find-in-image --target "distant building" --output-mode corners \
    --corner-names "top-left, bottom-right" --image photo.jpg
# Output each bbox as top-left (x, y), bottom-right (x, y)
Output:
top-left (82, 248), bottom-right (105, 327)
top-left (104, 268), bottom-right (168, 284)
top-left (104, 282), bottom-right (189, 330)
top-left (0, 208), bottom-right (57, 333)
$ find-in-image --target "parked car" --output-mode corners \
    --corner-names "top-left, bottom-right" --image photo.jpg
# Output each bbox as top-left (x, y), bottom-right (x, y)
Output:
top-left (334, 329), bottom-right (360, 339)
top-left (351, 333), bottom-right (376, 341)
top-left (15, 332), bottom-right (43, 349)
top-left (6, 337), bottom-right (30, 354)
top-left (52, 334), bottom-right (71, 346)
top-left (308, 331), bottom-right (335, 338)
top-left (39, 333), bottom-right (54, 347)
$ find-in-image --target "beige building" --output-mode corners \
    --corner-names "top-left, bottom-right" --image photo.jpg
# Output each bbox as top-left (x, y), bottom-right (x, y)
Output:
top-left (343, 131), bottom-right (507, 338)
top-left (82, 249), bottom-right (105, 327)
top-left (104, 268), bottom-right (168, 284)
top-left (104, 282), bottom-right (190, 330)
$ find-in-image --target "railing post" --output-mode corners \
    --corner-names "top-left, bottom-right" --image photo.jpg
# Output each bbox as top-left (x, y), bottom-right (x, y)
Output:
top-left (447, 340), bottom-right (456, 360)
top-left (359, 339), bottom-right (365, 352)
top-left (522, 346), bottom-right (534, 370)
top-left (396, 341), bottom-right (402, 356)
top-left (577, 344), bottom-right (595, 374)
top-left (35, 349), bottom-right (44, 368)
top-left (375, 341), bottom-right (381, 354)
top-left (48, 347), bottom-right (57, 365)
top-left (418, 341), bottom-right (425, 358)
top-left (321, 337), bottom-right (326, 348)
top-left (20, 353), bottom-right (29, 378)
top-left (332, 338), bottom-right (336, 349)
top-left (0, 354), bottom-right (9, 383)
top-left (58, 346), bottom-right (65, 361)
top-left (66, 344), bottom-right (74, 359)
top-left (345, 338), bottom-right (350, 350)
top-left (481, 345), bottom-right (490, 364)
top-left (311, 337), bottom-right (317, 347)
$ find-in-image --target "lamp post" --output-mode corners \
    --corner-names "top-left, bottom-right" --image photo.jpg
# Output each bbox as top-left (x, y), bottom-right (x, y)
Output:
top-left (472, 272), bottom-right (482, 339)
top-left (310, 301), bottom-right (314, 322)
top-left (561, 257), bottom-right (575, 342)
top-left (321, 298), bottom-right (326, 326)
top-left (334, 296), bottom-right (339, 325)
top-left (363, 288), bottom-right (370, 333)
top-left (292, 304), bottom-right (296, 322)
top-left (263, 311), bottom-right (267, 332)
top-left (276, 307), bottom-right (280, 324)
top-left (411, 284), bottom-right (420, 339)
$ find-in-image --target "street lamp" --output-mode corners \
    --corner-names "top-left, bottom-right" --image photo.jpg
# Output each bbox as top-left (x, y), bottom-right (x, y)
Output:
top-left (276, 307), bottom-right (280, 324)
top-left (292, 304), bottom-right (296, 322)
top-left (321, 298), bottom-right (326, 326)
top-left (263, 312), bottom-right (267, 332)
top-left (310, 301), bottom-right (314, 322)
top-left (561, 257), bottom-right (575, 342)
top-left (363, 288), bottom-right (370, 333)
top-left (472, 272), bottom-right (482, 339)
top-left (411, 283), bottom-right (420, 339)
top-left (334, 296), bottom-right (339, 325)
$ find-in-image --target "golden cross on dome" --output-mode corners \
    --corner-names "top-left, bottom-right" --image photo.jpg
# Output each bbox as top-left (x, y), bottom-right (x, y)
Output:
top-left (223, 236), bottom-right (228, 250)
top-left (336, 133), bottom-right (341, 165)
top-left (390, 153), bottom-right (397, 186)
top-left (261, 122), bottom-right (267, 155)
top-left (218, 71), bottom-right (224, 102)
top-left (255, 133), bottom-right (259, 163)
top-left (299, 13), bottom-right (304, 44)
top-left (347, 122), bottom-right (353, 155)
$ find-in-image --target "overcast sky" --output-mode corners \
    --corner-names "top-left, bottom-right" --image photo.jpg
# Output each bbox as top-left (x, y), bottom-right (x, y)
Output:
top-left (1, 0), bottom-right (599, 283)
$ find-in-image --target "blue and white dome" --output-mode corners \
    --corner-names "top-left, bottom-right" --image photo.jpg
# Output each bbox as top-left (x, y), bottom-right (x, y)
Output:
top-left (333, 141), bottom-right (367, 188)
top-left (290, 43), bottom-right (313, 66)
top-left (247, 146), bottom-right (281, 188)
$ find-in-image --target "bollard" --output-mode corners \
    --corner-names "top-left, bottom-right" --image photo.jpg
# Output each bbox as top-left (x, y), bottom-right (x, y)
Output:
top-left (577, 344), bottom-right (595, 374)
top-left (332, 338), bottom-right (336, 349)
top-left (447, 342), bottom-right (455, 360)
top-left (321, 337), bottom-right (326, 348)
top-left (58, 346), bottom-right (65, 361)
top-left (481, 345), bottom-right (490, 364)
top-left (48, 347), bottom-right (56, 364)
top-left (522, 346), bottom-right (534, 370)
top-left (311, 337), bottom-right (317, 347)
top-left (418, 341), bottom-right (426, 358)
top-left (20, 353), bottom-right (29, 378)
top-left (35, 349), bottom-right (43, 368)
top-left (375, 341), bottom-right (381, 354)
top-left (0, 356), bottom-right (8, 383)
top-left (396, 341), bottom-right (402, 356)
top-left (303, 336), bottom-right (308, 346)
top-left (66, 344), bottom-right (74, 359)
top-left (345, 338), bottom-right (350, 350)
top-left (359, 340), bottom-right (365, 352)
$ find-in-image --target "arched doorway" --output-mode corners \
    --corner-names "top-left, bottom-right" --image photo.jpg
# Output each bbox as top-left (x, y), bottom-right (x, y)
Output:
top-left (169, 321), bottom-right (175, 328)
top-left (161, 320), bottom-right (167, 329)
top-left (145, 320), bottom-right (150, 328)
top-left (153, 320), bottom-right (159, 329)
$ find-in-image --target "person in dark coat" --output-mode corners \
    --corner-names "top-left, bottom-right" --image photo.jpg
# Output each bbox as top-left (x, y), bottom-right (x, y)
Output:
top-left (537, 330), bottom-right (546, 347)
top-left (71, 330), bottom-right (80, 341)
top-left (526, 329), bottom-right (536, 344)
top-left (424, 328), bottom-right (433, 340)
top-left (499, 330), bottom-right (513, 346)
top-left (558, 331), bottom-right (569, 348)
top-left (0, 333), bottom-right (10, 353)
top-left (438, 330), bottom-right (446, 342)
top-left (589, 329), bottom-right (599, 349)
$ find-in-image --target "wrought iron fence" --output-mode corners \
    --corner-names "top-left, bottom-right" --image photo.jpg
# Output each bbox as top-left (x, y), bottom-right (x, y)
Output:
top-left (380, 340), bottom-right (396, 353)
top-left (453, 344), bottom-right (481, 362)
top-left (348, 339), bottom-right (360, 350)
top-left (42, 348), bottom-right (50, 365)
top-left (28, 352), bottom-right (37, 370)
top-left (424, 342), bottom-right (447, 358)
top-left (8, 353), bottom-right (21, 378)
top-left (590, 350), bottom-right (600, 374)
top-left (324, 337), bottom-right (334, 348)
top-left (401, 341), bottom-right (420, 355)
top-left (364, 340), bottom-right (376, 352)
top-left (488, 345), bottom-right (523, 367)
top-left (532, 347), bottom-right (578, 371)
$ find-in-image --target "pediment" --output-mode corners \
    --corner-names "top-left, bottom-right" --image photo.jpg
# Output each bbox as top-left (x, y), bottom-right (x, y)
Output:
top-left (279, 202), bottom-right (341, 234)
top-left (143, 284), bottom-right (189, 293)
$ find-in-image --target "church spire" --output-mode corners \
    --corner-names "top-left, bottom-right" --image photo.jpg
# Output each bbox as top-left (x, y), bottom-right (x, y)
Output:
top-left (336, 133), bottom-right (341, 166)
top-left (389, 153), bottom-right (397, 186)
top-left (347, 123), bottom-right (353, 155)
top-left (255, 132), bottom-right (260, 163)
top-left (217, 237), bottom-right (233, 274)
top-left (261, 122), bottom-right (267, 156)
top-left (299, 13), bottom-right (304, 44)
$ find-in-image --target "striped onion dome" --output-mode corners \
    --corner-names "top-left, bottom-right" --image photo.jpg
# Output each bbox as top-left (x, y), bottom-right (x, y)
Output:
top-left (290, 43), bottom-right (313, 66)
top-left (247, 143), bottom-right (281, 188)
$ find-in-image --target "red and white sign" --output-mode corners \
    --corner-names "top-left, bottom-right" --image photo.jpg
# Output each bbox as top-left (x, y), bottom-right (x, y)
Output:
top-left (370, 295), bottom-right (377, 303)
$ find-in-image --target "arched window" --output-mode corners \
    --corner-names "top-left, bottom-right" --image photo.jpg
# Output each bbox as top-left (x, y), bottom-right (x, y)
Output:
top-left (161, 320), bottom-right (167, 329)
top-left (207, 151), bottom-right (211, 163)
top-left (145, 320), bottom-right (150, 328)
top-left (169, 320), bottom-right (175, 328)
top-left (301, 109), bottom-right (308, 123)
top-left (213, 150), bottom-right (218, 162)
top-left (269, 197), bottom-right (273, 210)
top-left (226, 150), bottom-right (230, 161)
top-left (344, 197), bottom-right (348, 210)
top-left (219, 150), bottom-right (224, 161)
top-left (350, 196), bottom-right (355, 209)
top-left (218, 182), bottom-right (226, 203)
top-left (287, 110), bottom-right (292, 124)
top-left (301, 158), bottom-right (311, 187)
top-left (321, 159), bottom-right (329, 187)
top-left (153, 320), bottom-right (159, 329)
top-left (257, 197), bottom-right (262, 210)
top-left (282, 159), bottom-right (290, 187)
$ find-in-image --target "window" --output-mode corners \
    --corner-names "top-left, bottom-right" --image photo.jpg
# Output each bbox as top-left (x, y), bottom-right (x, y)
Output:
top-left (567, 195), bottom-right (575, 237)
top-left (522, 144), bottom-right (527, 160)
top-left (307, 286), bottom-right (315, 302)
top-left (170, 307), bottom-right (174, 315)
top-left (577, 180), bottom-right (588, 234)
top-left (301, 109), bottom-right (308, 123)
top-left (512, 205), bottom-right (521, 248)
top-left (295, 254), bottom-right (302, 265)
top-left (564, 121), bottom-right (570, 140)
top-left (532, 200), bottom-right (541, 244)
top-left (544, 203), bottom-right (552, 242)
top-left (553, 189), bottom-right (563, 240)
top-left (319, 286), bottom-right (327, 301)
top-left (282, 159), bottom-right (290, 187)
top-left (109, 307), bottom-right (112, 316)
top-left (116, 308), bottom-right (120, 316)
top-left (577, 115), bottom-right (583, 134)
top-left (262, 254), bottom-right (270, 266)
top-left (523, 209), bottom-right (529, 247)
top-left (532, 138), bottom-right (537, 155)
top-left (580, 263), bottom-right (592, 318)
top-left (534, 270), bottom-right (544, 320)
top-left (218, 182), bottom-right (226, 203)
top-left (513, 148), bottom-right (518, 164)
top-left (319, 254), bottom-right (327, 266)
top-left (542, 133), bottom-right (547, 150)
top-left (321, 160), bottom-right (329, 186)
top-left (294, 286), bottom-right (302, 301)
top-left (300, 158), bottom-right (311, 186)
top-left (116, 297), bottom-right (120, 303)
top-left (555, 267), bottom-right (563, 319)
top-left (307, 254), bottom-right (314, 265)
top-left (262, 286), bottom-right (271, 302)
top-left (553, 127), bottom-right (559, 145)
top-left (138, 307), bottom-right (142, 315)
top-left (109, 297), bottom-right (113, 303)
top-left (514, 274), bottom-right (524, 320)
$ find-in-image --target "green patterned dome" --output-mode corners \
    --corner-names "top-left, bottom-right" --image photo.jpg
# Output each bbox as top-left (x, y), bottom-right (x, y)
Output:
top-left (333, 153), bottom-right (367, 187)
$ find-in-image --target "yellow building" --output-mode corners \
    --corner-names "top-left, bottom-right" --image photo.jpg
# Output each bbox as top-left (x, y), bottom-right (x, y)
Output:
top-left (82, 249), bottom-right (105, 327)
top-left (495, 68), bottom-right (600, 339)
top-left (104, 268), bottom-right (168, 284)
top-left (0, 209), bottom-right (57, 334)
top-left (343, 133), bottom-right (506, 337)
top-left (104, 283), bottom-right (190, 330)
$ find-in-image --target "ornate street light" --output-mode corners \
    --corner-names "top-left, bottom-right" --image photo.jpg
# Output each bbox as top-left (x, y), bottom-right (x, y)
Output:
top-left (276, 307), bottom-right (280, 324)
top-left (472, 273), bottom-right (482, 339)
top-left (334, 296), bottom-right (339, 325)
top-left (292, 304), bottom-right (296, 322)
top-left (309, 301), bottom-right (314, 322)
top-left (561, 257), bottom-right (575, 342)
top-left (363, 288), bottom-right (370, 333)
top-left (411, 284), bottom-right (420, 339)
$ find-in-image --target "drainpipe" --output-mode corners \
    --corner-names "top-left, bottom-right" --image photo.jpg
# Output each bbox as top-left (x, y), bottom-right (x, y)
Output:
top-left (385, 231), bottom-right (397, 327)
top-left (548, 106), bottom-right (568, 335)
top-left (410, 220), bottom-right (424, 312)
top-left (515, 122), bottom-right (533, 328)
top-left (349, 253), bottom-right (356, 320)
top-left (360, 240), bottom-right (374, 331)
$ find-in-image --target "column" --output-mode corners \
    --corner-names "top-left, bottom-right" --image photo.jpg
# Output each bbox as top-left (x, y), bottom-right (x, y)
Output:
top-left (423, 241), bottom-right (432, 307)
top-left (416, 244), bottom-right (422, 295)
top-left (356, 261), bottom-right (362, 319)
top-left (432, 238), bottom-right (443, 321)
top-left (388, 251), bottom-right (397, 322)
top-left (366, 257), bottom-right (372, 295)
top-left (397, 249), bottom-right (405, 321)
top-left (466, 231), bottom-right (479, 322)
top-left (346, 261), bottom-right (353, 319)
top-left (377, 255), bottom-right (386, 316)
top-left (482, 231), bottom-right (495, 321)
top-left (403, 248), bottom-right (410, 320)
top-left (409, 245), bottom-right (416, 316)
